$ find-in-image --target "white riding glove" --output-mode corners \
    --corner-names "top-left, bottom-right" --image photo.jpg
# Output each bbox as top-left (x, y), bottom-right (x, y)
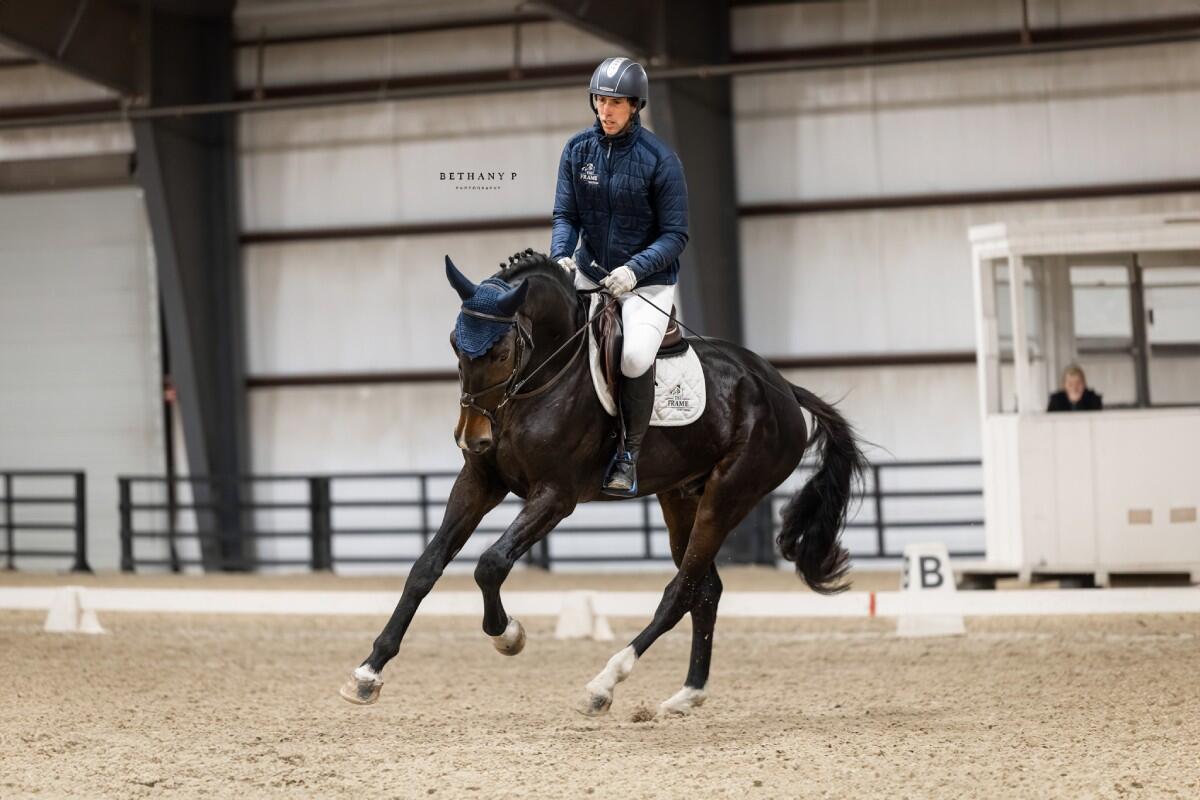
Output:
top-left (557, 256), bottom-right (577, 275)
top-left (601, 265), bottom-right (637, 297)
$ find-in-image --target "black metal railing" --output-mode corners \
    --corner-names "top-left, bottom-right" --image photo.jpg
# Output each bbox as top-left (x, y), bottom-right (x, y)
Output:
top-left (117, 459), bottom-right (982, 572)
top-left (1, 470), bottom-right (91, 572)
top-left (771, 459), bottom-right (985, 560)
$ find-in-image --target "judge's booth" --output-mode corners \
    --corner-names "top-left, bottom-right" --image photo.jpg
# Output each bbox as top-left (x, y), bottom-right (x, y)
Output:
top-left (968, 215), bottom-right (1200, 586)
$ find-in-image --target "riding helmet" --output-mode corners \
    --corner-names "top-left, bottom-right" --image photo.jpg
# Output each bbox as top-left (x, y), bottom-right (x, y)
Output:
top-left (588, 57), bottom-right (648, 113)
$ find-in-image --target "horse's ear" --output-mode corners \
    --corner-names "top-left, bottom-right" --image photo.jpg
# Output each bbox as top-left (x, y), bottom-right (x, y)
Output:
top-left (494, 280), bottom-right (530, 316)
top-left (445, 255), bottom-right (476, 301)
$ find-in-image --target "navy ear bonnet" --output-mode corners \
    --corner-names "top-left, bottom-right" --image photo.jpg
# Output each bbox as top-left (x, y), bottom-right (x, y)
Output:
top-left (455, 278), bottom-right (518, 359)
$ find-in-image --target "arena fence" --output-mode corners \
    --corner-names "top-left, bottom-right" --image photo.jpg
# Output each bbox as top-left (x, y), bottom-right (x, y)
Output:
top-left (0, 470), bottom-right (91, 572)
top-left (117, 460), bottom-right (983, 572)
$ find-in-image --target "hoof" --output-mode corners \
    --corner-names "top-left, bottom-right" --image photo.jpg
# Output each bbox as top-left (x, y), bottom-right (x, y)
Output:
top-left (491, 617), bottom-right (526, 656)
top-left (576, 689), bottom-right (613, 717)
top-left (659, 686), bottom-right (707, 717)
top-left (339, 665), bottom-right (383, 705)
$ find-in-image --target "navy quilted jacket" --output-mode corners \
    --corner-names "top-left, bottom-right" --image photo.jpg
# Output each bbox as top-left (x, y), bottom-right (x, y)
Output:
top-left (550, 115), bottom-right (688, 286)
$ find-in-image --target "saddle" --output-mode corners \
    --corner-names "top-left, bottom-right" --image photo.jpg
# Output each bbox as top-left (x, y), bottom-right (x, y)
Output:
top-left (590, 298), bottom-right (688, 403)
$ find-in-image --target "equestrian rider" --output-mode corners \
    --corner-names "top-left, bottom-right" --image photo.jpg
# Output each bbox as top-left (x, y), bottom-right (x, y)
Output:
top-left (551, 56), bottom-right (690, 497)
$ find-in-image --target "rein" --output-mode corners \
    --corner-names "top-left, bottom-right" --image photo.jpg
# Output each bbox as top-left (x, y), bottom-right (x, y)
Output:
top-left (458, 291), bottom-right (613, 427)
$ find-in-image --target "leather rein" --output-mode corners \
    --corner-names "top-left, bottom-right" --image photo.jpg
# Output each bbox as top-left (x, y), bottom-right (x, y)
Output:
top-left (457, 292), bottom-right (611, 428)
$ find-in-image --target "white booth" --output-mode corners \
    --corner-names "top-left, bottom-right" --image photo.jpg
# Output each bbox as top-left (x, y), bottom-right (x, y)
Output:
top-left (969, 214), bottom-right (1200, 586)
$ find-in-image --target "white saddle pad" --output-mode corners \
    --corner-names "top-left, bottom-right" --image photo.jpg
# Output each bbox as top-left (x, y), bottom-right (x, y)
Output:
top-left (586, 293), bottom-right (707, 427)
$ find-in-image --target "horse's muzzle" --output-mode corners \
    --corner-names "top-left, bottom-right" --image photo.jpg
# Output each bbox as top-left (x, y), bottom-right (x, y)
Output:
top-left (466, 436), bottom-right (493, 454)
top-left (456, 408), bottom-right (494, 453)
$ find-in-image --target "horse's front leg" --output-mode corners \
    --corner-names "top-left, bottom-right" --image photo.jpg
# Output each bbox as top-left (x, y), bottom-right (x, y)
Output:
top-left (474, 486), bottom-right (576, 655)
top-left (340, 464), bottom-right (507, 705)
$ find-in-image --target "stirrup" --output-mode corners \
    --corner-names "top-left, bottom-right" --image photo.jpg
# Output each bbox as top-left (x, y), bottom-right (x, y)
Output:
top-left (602, 450), bottom-right (638, 497)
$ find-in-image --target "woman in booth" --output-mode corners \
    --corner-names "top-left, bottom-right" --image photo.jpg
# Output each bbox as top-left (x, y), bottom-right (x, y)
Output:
top-left (1047, 364), bottom-right (1103, 412)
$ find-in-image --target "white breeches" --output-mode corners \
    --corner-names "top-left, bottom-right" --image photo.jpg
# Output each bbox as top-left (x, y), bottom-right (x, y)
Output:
top-left (575, 269), bottom-right (677, 378)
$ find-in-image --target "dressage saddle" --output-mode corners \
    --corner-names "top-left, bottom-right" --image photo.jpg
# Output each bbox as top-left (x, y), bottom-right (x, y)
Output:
top-left (591, 299), bottom-right (689, 404)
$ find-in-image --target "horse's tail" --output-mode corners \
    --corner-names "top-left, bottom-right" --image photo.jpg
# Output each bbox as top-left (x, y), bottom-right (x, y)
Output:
top-left (776, 385), bottom-right (868, 594)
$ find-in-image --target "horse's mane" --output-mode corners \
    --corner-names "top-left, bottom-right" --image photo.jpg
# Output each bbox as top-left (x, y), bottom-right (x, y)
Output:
top-left (492, 248), bottom-right (575, 296)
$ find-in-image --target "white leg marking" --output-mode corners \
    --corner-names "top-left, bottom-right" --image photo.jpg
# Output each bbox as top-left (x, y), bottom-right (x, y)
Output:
top-left (353, 664), bottom-right (382, 684)
top-left (659, 685), bottom-right (707, 716)
top-left (340, 663), bottom-right (385, 704)
top-left (579, 645), bottom-right (637, 715)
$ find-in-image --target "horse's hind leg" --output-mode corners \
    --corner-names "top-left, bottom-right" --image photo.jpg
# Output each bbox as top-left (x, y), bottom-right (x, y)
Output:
top-left (655, 492), bottom-right (720, 715)
top-left (660, 564), bottom-right (722, 716)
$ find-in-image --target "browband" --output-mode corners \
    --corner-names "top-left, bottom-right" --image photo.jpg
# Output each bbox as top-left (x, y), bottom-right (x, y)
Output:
top-left (461, 307), bottom-right (517, 324)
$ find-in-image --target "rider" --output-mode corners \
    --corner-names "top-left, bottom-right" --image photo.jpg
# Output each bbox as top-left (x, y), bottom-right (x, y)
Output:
top-left (550, 56), bottom-right (690, 496)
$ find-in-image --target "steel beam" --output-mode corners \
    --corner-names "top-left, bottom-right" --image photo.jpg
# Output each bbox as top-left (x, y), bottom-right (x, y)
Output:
top-left (243, 351), bottom-right (978, 390)
top-left (652, 76), bottom-right (743, 343)
top-left (4, 19), bottom-right (1200, 130)
top-left (527, 0), bottom-right (655, 57)
top-left (537, 0), bottom-right (761, 558)
top-left (0, 0), bottom-right (141, 95)
top-left (0, 152), bottom-right (132, 193)
top-left (132, 2), bottom-right (249, 571)
top-left (530, 2), bottom-right (744, 343)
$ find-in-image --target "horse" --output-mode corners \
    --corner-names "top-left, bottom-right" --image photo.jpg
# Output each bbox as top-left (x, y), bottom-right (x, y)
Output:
top-left (341, 248), bottom-right (867, 717)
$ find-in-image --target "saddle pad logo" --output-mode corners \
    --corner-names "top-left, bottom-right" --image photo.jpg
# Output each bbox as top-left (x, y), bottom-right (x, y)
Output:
top-left (666, 384), bottom-right (690, 410)
top-left (606, 58), bottom-right (627, 78)
top-left (580, 162), bottom-right (599, 186)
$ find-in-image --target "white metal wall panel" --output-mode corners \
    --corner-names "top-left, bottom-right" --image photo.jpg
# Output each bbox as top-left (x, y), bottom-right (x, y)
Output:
top-left (0, 123), bottom-right (133, 161)
top-left (782, 364), bottom-right (982, 459)
top-left (0, 62), bottom-right (115, 108)
top-left (239, 87), bottom-right (624, 231)
top-left (251, 383), bottom-right (462, 474)
top-left (235, 0), bottom-right (525, 40)
top-left (734, 42), bottom-right (1200, 203)
top-left (0, 189), bottom-right (162, 570)
top-left (733, 0), bottom-right (1021, 51)
top-left (741, 193), bottom-right (1200, 356)
top-left (244, 228), bottom-right (546, 375)
top-left (0, 62), bottom-right (131, 160)
top-left (732, 0), bottom-right (1200, 52)
top-left (235, 21), bottom-right (616, 88)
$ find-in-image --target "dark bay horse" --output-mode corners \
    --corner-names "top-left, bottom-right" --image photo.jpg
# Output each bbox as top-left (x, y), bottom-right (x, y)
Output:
top-left (341, 249), bottom-right (866, 716)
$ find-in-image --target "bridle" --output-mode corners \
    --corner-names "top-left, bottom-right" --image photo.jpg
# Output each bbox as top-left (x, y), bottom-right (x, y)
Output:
top-left (456, 307), bottom-right (535, 427)
top-left (456, 298), bottom-right (600, 429)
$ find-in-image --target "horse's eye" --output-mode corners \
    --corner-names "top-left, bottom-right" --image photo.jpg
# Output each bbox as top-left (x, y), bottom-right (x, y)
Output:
top-left (498, 350), bottom-right (510, 361)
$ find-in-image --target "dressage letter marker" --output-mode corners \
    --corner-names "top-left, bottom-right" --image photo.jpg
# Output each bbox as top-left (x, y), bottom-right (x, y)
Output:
top-left (43, 586), bottom-right (106, 635)
top-left (554, 591), bottom-right (614, 641)
top-left (896, 543), bottom-right (965, 638)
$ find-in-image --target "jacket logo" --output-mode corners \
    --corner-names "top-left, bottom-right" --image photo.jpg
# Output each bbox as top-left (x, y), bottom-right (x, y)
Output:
top-left (606, 58), bottom-right (627, 78)
top-left (580, 162), bottom-right (598, 186)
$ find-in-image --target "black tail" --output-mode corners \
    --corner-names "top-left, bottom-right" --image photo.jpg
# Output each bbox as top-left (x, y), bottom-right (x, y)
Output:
top-left (777, 385), bottom-right (868, 594)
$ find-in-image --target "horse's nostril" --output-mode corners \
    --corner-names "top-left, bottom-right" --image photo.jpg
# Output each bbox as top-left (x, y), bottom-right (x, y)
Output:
top-left (468, 439), bottom-right (492, 454)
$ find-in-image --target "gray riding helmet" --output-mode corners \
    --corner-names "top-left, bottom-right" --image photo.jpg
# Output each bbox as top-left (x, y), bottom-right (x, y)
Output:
top-left (589, 57), bottom-right (648, 113)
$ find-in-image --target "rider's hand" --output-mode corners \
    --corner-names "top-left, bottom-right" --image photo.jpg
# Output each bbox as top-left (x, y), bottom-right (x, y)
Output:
top-left (557, 256), bottom-right (577, 276)
top-left (601, 265), bottom-right (637, 297)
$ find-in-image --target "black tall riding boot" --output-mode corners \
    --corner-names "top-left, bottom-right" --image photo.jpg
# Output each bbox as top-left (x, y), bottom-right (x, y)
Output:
top-left (602, 364), bottom-right (655, 496)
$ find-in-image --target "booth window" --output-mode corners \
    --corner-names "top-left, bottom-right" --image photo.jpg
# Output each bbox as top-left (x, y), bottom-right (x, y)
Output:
top-left (1070, 256), bottom-right (1200, 408)
top-left (1142, 264), bottom-right (1200, 406)
top-left (1070, 264), bottom-right (1137, 407)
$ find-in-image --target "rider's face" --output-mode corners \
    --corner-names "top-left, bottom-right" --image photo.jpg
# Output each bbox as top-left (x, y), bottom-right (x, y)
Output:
top-left (595, 95), bottom-right (636, 136)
